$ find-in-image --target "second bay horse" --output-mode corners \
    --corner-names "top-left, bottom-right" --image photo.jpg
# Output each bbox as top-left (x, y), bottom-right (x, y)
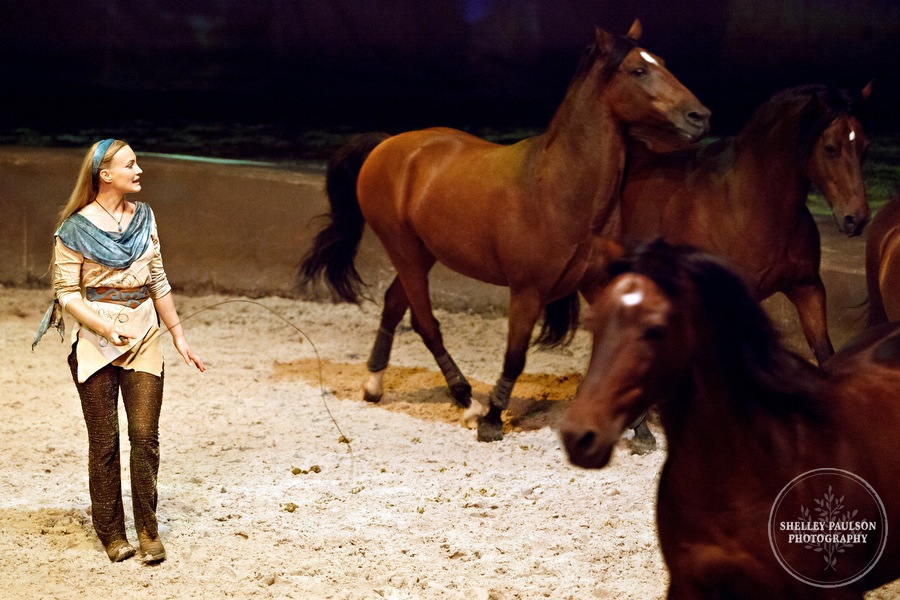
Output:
top-left (561, 240), bottom-right (900, 598)
top-left (622, 84), bottom-right (872, 365)
top-left (299, 21), bottom-right (710, 441)
top-left (866, 195), bottom-right (900, 325)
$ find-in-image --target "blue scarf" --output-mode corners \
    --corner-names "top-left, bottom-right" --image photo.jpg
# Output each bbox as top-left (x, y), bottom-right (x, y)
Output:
top-left (32, 202), bottom-right (153, 349)
top-left (56, 201), bottom-right (152, 268)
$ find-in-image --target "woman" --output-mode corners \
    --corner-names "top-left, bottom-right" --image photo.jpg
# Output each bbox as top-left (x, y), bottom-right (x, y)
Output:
top-left (35, 139), bottom-right (205, 563)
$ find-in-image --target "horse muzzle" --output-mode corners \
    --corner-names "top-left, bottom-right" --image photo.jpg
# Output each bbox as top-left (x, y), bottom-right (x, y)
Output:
top-left (676, 104), bottom-right (711, 141)
top-left (559, 417), bottom-right (621, 470)
top-left (838, 206), bottom-right (870, 237)
top-left (629, 104), bottom-right (711, 152)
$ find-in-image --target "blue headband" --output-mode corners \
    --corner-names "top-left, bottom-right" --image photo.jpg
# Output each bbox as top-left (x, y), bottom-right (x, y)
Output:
top-left (91, 138), bottom-right (116, 186)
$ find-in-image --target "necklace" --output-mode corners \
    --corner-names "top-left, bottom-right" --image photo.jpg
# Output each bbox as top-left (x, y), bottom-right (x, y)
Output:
top-left (95, 200), bottom-right (124, 232)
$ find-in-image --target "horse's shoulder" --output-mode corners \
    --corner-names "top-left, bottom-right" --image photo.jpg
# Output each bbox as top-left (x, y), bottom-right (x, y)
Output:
top-left (664, 540), bottom-right (776, 595)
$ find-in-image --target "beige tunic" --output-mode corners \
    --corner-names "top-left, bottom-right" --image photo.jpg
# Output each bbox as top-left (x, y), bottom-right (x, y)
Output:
top-left (53, 208), bottom-right (172, 383)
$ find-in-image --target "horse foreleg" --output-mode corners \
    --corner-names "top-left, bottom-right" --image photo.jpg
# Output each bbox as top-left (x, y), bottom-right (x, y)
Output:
top-left (785, 280), bottom-right (834, 365)
top-left (477, 290), bottom-right (543, 442)
top-left (363, 278), bottom-right (409, 403)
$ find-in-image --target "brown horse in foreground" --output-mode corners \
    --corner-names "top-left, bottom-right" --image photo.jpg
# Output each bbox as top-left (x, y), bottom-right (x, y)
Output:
top-left (299, 21), bottom-right (710, 441)
top-left (866, 195), bottom-right (900, 325)
top-left (560, 240), bottom-right (900, 598)
top-left (622, 84), bottom-right (872, 365)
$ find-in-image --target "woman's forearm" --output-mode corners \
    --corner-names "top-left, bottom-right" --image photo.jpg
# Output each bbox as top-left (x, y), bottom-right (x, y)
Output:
top-left (64, 297), bottom-right (111, 335)
top-left (152, 291), bottom-right (205, 371)
top-left (152, 291), bottom-right (184, 341)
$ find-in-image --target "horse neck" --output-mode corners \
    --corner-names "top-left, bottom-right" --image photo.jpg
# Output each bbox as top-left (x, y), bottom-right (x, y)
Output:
top-left (661, 364), bottom-right (744, 455)
top-left (534, 75), bottom-right (626, 233)
top-left (659, 342), bottom-right (822, 486)
top-left (733, 103), bottom-right (812, 218)
top-left (624, 136), bottom-right (667, 174)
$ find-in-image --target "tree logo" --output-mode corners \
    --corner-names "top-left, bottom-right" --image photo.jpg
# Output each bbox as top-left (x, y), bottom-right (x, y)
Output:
top-left (768, 468), bottom-right (888, 588)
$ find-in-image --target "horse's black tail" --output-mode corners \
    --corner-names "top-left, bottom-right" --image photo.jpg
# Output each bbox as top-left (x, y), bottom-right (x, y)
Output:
top-left (298, 132), bottom-right (390, 303)
top-left (534, 293), bottom-right (581, 349)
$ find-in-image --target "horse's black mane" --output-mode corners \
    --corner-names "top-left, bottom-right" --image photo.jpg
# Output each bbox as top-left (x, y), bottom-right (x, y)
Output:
top-left (745, 84), bottom-right (865, 160)
top-left (571, 32), bottom-right (638, 85)
top-left (609, 240), bottom-right (825, 417)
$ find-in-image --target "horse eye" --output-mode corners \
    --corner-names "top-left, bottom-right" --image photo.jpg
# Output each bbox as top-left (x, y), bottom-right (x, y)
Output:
top-left (631, 67), bottom-right (647, 77)
top-left (643, 325), bottom-right (667, 341)
top-left (824, 144), bottom-right (838, 157)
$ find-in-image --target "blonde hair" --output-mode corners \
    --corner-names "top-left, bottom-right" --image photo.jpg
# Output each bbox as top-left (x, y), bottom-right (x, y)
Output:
top-left (53, 139), bottom-right (128, 232)
top-left (48, 139), bottom-right (128, 274)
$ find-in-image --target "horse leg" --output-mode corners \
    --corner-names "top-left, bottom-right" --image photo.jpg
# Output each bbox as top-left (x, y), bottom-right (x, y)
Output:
top-left (408, 311), bottom-right (472, 408)
top-left (476, 290), bottom-right (543, 442)
top-left (393, 256), bottom-right (472, 409)
top-left (627, 414), bottom-right (657, 455)
top-left (785, 280), bottom-right (834, 365)
top-left (363, 277), bottom-right (408, 403)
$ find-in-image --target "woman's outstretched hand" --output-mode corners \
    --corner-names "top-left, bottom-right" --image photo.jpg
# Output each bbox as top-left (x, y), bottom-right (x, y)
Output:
top-left (174, 336), bottom-right (206, 372)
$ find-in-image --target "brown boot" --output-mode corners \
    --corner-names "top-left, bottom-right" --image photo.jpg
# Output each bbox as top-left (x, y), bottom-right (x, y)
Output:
top-left (138, 531), bottom-right (166, 564)
top-left (105, 538), bottom-right (136, 563)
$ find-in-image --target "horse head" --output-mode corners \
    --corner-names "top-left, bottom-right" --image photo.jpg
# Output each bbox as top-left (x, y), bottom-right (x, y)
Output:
top-left (561, 240), bottom-right (814, 469)
top-left (560, 242), bottom-right (694, 469)
top-left (595, 20), bottom-right (711, 152)
top-left (803, 83), bottom-right (872, 236)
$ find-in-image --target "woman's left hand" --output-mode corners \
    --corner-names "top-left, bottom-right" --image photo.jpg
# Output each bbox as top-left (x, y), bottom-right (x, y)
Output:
top-left (174, 336), bottom-right (206, 372)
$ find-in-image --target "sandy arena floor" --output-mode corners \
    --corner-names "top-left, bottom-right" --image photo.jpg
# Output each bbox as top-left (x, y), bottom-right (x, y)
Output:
top-left (2, 287), bottom-right (899, 599)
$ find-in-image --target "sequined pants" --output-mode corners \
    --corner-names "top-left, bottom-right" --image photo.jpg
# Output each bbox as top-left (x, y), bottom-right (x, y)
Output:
top-left (68, 347), bottom-right (163, 546)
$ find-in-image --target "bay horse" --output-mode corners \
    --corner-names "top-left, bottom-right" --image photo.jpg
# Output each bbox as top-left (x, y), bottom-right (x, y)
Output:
top-left (621, 84), bottom-right (872, 365)
top-left (866, 195), bottom-right (900, 325)
top-left (299, 21), bottom-right (710, 441)
top-left (560, 240), bottom-right (900, 598)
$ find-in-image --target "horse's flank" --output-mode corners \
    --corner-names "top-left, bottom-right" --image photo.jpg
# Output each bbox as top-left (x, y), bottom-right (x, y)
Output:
top-left (358, 121), bottom-right (624, 292)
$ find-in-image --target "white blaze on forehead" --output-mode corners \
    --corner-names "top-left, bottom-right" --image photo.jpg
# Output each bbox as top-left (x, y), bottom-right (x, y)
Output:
top-left (849, 130), bottom-right (856, 142)
top-left (621, 290), bottom-right (644, 306)
top-left (639, 51), bottom-right (658, 65)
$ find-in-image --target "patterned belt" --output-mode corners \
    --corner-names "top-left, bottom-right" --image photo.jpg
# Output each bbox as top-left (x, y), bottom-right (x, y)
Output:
top-left (85, 285), bottom-right (150, 309)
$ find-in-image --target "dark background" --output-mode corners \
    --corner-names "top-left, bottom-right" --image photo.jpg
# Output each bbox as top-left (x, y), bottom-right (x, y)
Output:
top-left (2, 0), bottom-right (899, 160)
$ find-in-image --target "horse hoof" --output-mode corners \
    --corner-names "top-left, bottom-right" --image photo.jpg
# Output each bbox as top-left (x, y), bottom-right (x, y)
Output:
top-left (627, 417), bottom-right (656, 454)
top-left (476, 418), bottom-right (504, 442)
top-left (627, 434), bottom-right (657, 455)
top-left (363, 389), bottom-right (382, 403)
top-left (449, 383), bottom-right (472, 409)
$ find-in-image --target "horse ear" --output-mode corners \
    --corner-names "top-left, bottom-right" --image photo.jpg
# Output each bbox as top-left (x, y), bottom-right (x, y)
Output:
top-left (627, 19), bottom-right (642, 41)
top-left (861, 80), bottom-right (873, 101)
top-left (594, 26), bottom-right (616, 53)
